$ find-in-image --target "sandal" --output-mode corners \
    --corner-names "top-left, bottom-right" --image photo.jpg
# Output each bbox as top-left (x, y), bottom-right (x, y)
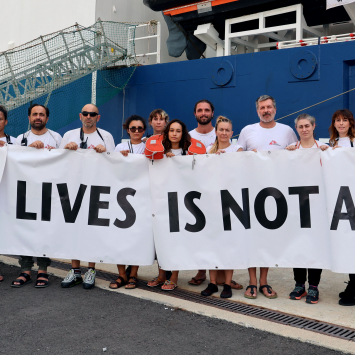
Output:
top-left (125, 277), bottom-right (138, 289)
top-left (259, 285), bottom-right (278, 299)
top-left (35, 273), bottom-right (49, 288)
top-left (188, 277), bottom-right (206, 286)
top-left (244, 285), bottom-right (257, 299)
top-left (217, 280), bottom-right (243, 290)
top-left (11, 272), bottom-right (32, 288)
top-left (109, 276), bottom-right (127, 289)
top-left (147, 277), bottom-right (165, 287)
top-left (161, 280), bottom-right (178, 291)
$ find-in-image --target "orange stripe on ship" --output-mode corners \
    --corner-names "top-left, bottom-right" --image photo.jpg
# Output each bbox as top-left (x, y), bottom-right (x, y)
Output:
top-left (164, 0), bottom-right (239, 17)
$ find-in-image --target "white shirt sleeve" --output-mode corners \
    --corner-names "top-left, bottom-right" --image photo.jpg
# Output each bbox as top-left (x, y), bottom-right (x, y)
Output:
top-left (59, 132), bottom-right (69, 149)
top-left (54, 132), bottom-right (62, 148)
top-left (105, 134), bottom-right (115, 152)
top-left (236, 128), bottom-right (247, 151)
top-left (288, 128), bottom-right (298, 146)
top-left (15, 134), bottom-right (23, 146)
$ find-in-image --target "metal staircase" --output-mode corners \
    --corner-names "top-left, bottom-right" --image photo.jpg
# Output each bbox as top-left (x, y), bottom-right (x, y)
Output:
top-left (0, 19), bottom-right (135, 111)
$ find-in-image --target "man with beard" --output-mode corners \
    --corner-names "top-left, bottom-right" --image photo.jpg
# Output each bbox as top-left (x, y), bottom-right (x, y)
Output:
top-left (14, 104), bottom-right (61, 148)
top-left (237, 95), bottom-right (297, 300)
top-left (189, 99), bottom-right (216, 148)
top-left (59, 103), bottom-right (115, 290)
top-left (12, 104), bottom-right (62, 288)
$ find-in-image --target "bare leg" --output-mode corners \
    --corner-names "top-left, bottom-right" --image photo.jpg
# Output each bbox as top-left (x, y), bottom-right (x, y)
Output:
top-left (224, 270), bottom-right (233, 286)
top-left (72, 260), bottom-right (80, 268)
top-left (109, 264), bottom-right (128, 289)
top-left (147, 267), bottom-right (166, 286)
top-left (244, 267), bottom-right (257, 298)
top-left (209, 270), bottom-right (217, 284)
top-left (259, 267), bottom-right (277, 297)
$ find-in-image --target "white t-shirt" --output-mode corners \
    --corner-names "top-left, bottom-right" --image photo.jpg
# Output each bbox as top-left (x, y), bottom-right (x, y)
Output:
top-left (189, 128), bottom-right (216, 148)
top-left (114, 141), bottom-right (145, 155)
top-left (336, 137), bottom-right (354, 148)
top-left (0, 135), bottom-right (16, 144)
top-left (15, 130), bottom-right (62, 148)
top-left (59, 128), bottom-right (115, 152)
top-left (237, 122), bottom-right (297, 151)
top-left (171, 148), bottom-right (183, 156)
top-left (207, 143), bottom-right (242, 153)
top-left (287, 140), bottom-right (328, 149)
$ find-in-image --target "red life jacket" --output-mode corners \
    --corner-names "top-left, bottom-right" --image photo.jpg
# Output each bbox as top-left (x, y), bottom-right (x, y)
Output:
top-left (187, 138), bottom-right (206, 155)
top-left (144, 135), bottom-right (164, 160)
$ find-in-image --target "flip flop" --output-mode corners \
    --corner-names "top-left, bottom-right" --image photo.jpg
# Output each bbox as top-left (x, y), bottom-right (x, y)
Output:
top-left (217, 280), bottom-right (243, 290)
top-left (161, 280), bottom-right (178, 291)
top-left (259, 285), bottom-right (278, 299)
top-left (244, 285), bottom-right (257, 299)
top-left (147, 277), bottom-right (165, 287)
top-left (188, 277), bottom-right (206, 286)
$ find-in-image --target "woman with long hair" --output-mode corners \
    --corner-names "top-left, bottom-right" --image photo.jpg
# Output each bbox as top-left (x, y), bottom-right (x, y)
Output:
top-left (147, 119), bottom-right (191, 291)
top-left (285, 113), bottom-right (328, 304)
top-left (328, 109), bottom-right (355, 306)
top-left (201, 116), bottom-right (243, 298)
top-left (109, 115), bottom-right (147, 290)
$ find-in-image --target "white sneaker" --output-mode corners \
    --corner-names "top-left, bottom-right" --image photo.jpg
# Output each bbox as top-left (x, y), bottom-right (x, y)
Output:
top-left (83, 269), bottom-right (96, 289)
top-left (61, 269), bottom-right (83, 288)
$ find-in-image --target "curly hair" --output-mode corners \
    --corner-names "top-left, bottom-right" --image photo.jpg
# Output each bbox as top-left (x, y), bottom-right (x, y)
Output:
top-left (329, 109), bottom-right (355, 147)
top-left (122, 115), bottom-right (147, 136)
top-left (162, 119), bottom-right (191, 154)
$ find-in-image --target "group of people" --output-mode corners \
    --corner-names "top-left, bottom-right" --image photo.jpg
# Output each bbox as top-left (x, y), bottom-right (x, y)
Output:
top-left (0, 94), bottom-right (354, 307)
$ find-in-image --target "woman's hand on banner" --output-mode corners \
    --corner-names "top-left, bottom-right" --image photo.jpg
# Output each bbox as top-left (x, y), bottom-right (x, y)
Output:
top-left (320, 145), bottom-right (329, 151)
top-left (120, 150), bottom-right (129, 157)
top-left (166, 152), bottom-right (175, 158)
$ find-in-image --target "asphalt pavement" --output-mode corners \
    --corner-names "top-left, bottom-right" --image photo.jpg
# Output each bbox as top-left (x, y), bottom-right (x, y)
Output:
top-left (0, 262), bottom-right (347, 355)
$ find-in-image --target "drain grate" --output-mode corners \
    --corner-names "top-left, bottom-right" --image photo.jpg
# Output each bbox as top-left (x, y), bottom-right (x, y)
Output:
top-left (8, 257), bottom-right (355, 342)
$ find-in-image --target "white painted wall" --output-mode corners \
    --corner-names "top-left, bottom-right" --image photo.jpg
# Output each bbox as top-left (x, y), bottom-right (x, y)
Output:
top-left (0, 0), bottom-right (96, 52)
top-left (95, 0), bottom-right (187, 64)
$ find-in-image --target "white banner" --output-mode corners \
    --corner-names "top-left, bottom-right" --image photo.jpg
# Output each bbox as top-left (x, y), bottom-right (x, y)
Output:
top-left (322, 148), bottom-right (355, 273)
top-left (327, 0), bottom-right (355, 9)
top-left (150, 150), bottom-right (334, 271)
top-left (0, 146), bottom-right (155, 265)
top-left (2, 146), bottom-right (355, 273)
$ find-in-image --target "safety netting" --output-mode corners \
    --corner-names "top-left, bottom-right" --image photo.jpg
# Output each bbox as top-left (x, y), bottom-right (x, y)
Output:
top-left (0, 20), bottom-right (139, 136)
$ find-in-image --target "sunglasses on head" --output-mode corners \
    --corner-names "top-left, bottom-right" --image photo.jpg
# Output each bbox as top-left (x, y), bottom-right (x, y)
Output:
top-left (129, 126), bottom-right (145, 133)
top-left (81, 111), bottom-right (98, 117)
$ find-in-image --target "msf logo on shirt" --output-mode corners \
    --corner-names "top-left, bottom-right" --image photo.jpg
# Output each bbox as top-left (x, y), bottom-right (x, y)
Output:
top-left (269, 140), bottom-right (281, 146)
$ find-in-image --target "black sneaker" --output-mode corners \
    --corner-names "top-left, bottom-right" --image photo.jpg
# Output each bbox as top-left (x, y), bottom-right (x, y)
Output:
top-left (339, 281), bottom-right (353, 299)
top-left (61, 269), bottom-right (83, 288)
top-left (339, 282), bottom-right (355, 306)
top-left (289, 283), bottom-right (307, 300)
top-left (201, 283), bottom-right (218, 297)
top-left (306, 286), bottom-right (319, 304)
top-left (220, 284), bottom-right (232, 298)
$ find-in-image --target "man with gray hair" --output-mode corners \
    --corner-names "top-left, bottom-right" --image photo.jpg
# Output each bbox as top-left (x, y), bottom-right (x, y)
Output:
top-left (237, 95), bottom-right (297, 300)
top-left (237, 95), bottom-right (297, 152)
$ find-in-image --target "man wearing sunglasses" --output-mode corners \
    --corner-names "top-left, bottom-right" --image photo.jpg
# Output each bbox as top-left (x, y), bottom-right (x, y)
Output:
top-left (59, 104), bottom-right (115, 153)
top-left (60, 103), bottom-right (115, 290)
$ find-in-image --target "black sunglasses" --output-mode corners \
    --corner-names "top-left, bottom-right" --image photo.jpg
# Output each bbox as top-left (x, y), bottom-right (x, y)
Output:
top-left (129, 126), bottom-right (145, 133)
top-left (81, 111), bottom-right (98, 117)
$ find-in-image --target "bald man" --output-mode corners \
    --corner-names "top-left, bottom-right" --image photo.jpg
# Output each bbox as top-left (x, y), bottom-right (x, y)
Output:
top-left (60, 103), bottom-right (115, 289)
